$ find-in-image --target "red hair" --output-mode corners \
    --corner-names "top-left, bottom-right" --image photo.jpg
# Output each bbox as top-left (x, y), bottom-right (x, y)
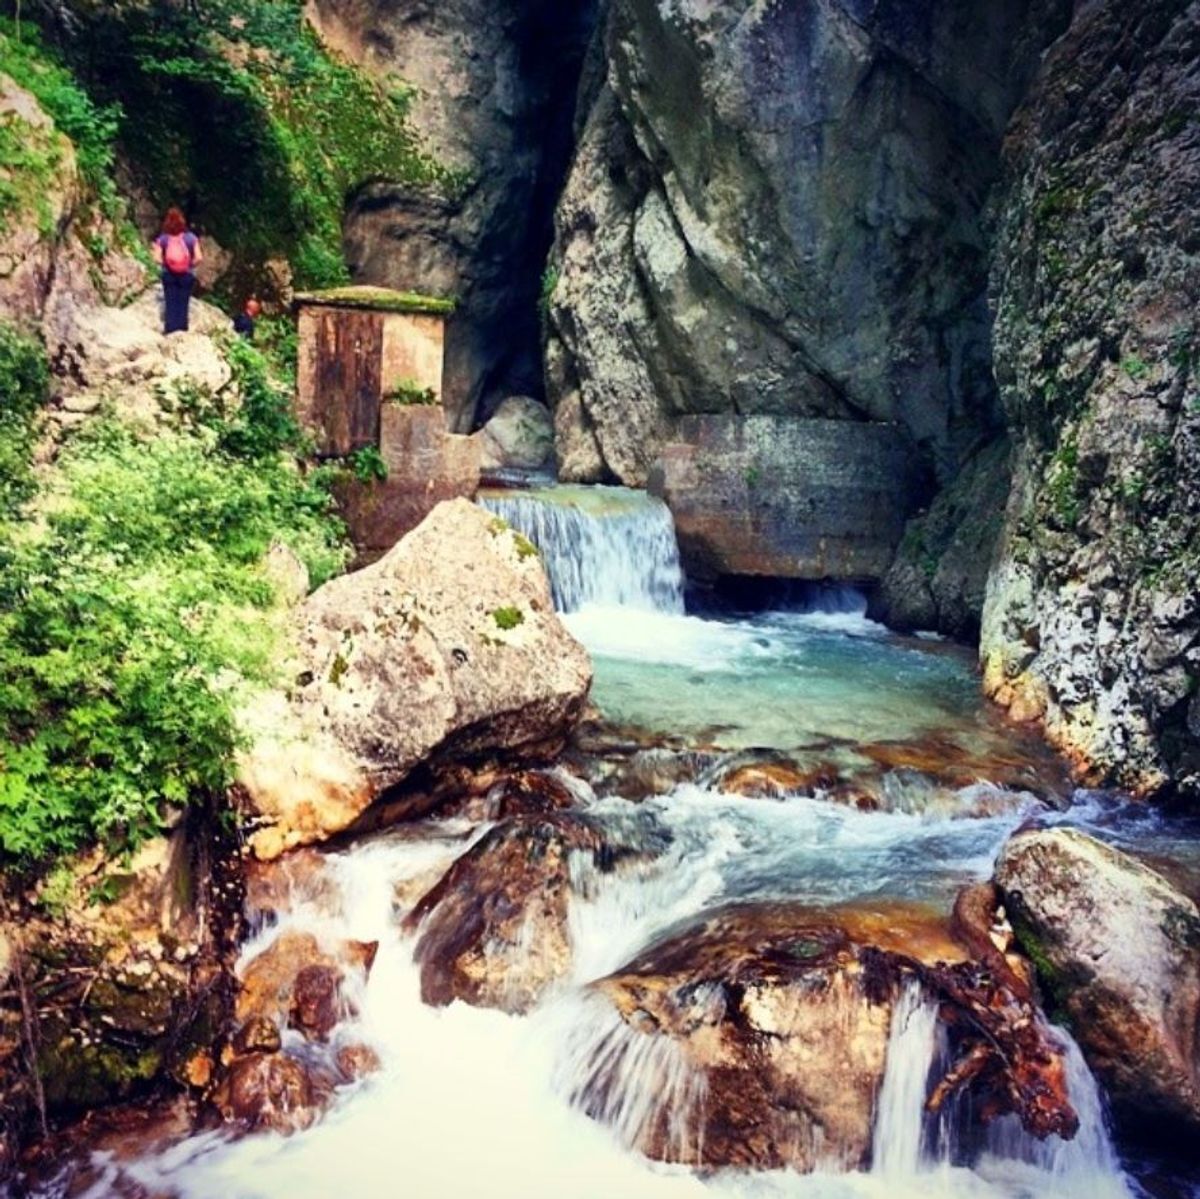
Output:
top-left (161, 207), bottom-right (187, 235)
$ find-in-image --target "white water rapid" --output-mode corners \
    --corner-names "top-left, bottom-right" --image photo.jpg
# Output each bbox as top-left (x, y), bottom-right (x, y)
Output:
top-left (70, 485), bottom-right (1143, 1199)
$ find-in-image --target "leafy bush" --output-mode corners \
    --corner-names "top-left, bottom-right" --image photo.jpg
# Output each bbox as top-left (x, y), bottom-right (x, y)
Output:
top-left (0, 324), bottom-right (48, 520)
top-left (0, 419), bottom-right (346, 864)
top-left (0, 19), bottom-right (123, 220)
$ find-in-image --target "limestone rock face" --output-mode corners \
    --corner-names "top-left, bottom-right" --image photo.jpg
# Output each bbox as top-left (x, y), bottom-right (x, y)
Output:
top-left (877, 439), bottom-right (1013, 639)
top-left (314, 0), bottom-right (600, 431)
top-left (546, 0), bottom-right (1069, 487)
top-left (981, 0), bottom-right (1200, 799)
top-left (650, 415), bottom-right (921, 581)
top-left (995, 827), bottom-right (1200, 1133)
top-left (236, 499), bottom-right (593, 859)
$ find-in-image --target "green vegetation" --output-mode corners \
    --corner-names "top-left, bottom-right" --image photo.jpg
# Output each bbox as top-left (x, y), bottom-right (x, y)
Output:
top-left (28, 0), bottom-right (462, 291)
top-left (385, 379), bottom-right (438, 407)
top-left (1045, 434), bottom-right (1081, 526)
top-left (350, 444), bottom-right (388, 483)
top-left (0, 337), bottom-right (346, 866)
top-left (512, 532), bottom-right (538, 561)
top-left (1121, 355), bottom-right (1150, 381)
top-left (490, 605), bottom-right (525, 631)
top-left (0, 19), bottom-right (123, 224)
top-left (0, 324), bottom-right (49, 521)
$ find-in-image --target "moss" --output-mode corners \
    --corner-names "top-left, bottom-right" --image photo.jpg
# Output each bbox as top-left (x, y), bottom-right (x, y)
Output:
top-left (490, 606), bottom-right (525, 631)
top-left (37, 1032), bottom-right (163, 1111)
top-left (512, 533), bottom-right (538, 561)
top-left (295, 286), bottom-right (456, 316)
top-left (329, 652), bottom-right (350, 687)
top-left (487, 516), bottom-right (509, 536)
top-left (385, 379), bottom-right (438, 406)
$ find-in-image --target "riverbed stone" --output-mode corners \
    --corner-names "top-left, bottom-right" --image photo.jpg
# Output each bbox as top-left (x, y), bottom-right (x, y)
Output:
top-left (995, 827), bottom-right (1200, 1133)
top-left (582, 903), bottom-right (970, 1171)
top-left (408, 813), bottom-right (606, 1013)
top-left (235, 499), bottom-right (593, 859)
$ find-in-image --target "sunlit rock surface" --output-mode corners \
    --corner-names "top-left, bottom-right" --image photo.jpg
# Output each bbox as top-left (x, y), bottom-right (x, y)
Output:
top-left (236, 499), bottom-right (592, 859)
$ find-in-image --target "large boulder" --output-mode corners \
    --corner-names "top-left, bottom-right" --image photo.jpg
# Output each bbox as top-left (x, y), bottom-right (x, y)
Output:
top-left (995, 827), bottom-right (1200, 1133)
top-left (236, 499), bottom-right (593, 859)
top-left (981, 0), bottom-right (1200, 798)
top-left (577, 901), bottom-right (1077, 1172)
top-left (473, 395), bottom-right (555, 474)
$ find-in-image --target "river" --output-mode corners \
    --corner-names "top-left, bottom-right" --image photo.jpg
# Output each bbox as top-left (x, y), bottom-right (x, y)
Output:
top-left (41, 485), bottom-right (1199, 1199)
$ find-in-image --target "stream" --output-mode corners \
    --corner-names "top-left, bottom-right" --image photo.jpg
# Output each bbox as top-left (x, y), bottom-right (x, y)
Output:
top-left (43, 485), bottom-right (1200, 1198)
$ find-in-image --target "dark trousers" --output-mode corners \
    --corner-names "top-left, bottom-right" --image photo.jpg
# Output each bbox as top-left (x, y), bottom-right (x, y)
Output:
top-left (161, 270), bottom-right (194, 333)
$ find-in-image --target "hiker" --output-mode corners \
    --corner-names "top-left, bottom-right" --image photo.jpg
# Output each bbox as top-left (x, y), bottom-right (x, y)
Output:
top-left (151, 207), bottom-right (202, 334)
top-left (233, 296), bottom-right (262, 340)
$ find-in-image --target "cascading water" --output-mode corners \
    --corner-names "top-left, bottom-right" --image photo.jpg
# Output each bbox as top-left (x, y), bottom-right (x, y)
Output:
top-left (53, 482), bottom-right (1158, 1198)
top-left (478, 485), bottom-right (685, 613)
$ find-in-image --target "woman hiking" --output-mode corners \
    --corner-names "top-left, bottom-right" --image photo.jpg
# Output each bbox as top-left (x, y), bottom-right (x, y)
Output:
top-left (151, 207), bottom-right (203, 334)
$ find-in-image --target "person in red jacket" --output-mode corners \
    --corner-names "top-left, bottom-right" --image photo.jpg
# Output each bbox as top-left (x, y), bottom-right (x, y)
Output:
top-left (151, 207), bottom-right (203, 334)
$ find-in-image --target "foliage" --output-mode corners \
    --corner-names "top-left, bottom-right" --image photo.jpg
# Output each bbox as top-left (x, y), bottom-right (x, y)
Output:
top-left (40, 0), bottom-right (461, 290)
top-left (349, 444), bottom-right (387, 483)
top-left (1045, 434), bottom-right (1081, 527)
top-left (385, 379), bottom-right (437, 407)
top-left (490, 605), bottom-right (524, 631)
top-left (0, 18), bottom-right (123, 219)
top-left (0, 327), bottom-right (347, 865)
top-left (0, 323), bottom-right (48, 517)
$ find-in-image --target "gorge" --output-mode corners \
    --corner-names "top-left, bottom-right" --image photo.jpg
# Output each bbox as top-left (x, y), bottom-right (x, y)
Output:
top-left (0, 0), bottom-right (1198, 1196)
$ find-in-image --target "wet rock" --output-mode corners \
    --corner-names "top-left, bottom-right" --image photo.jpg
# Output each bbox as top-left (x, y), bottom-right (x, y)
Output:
top-left (408, 813), bottom-right (607, 1013)
top-left (236, 499), bottom-right (593, 859)
top-left (996, 827), bottom-right (1200, 1134)
top-left (244, 849), bottom-right (341, 925)
top-left (336, 1043), bottom-right (382, 1082)
top-left (232, 1016), bottom-right (282, 1057)
top-left (578, 900), bottom-right (1076, 1171)
top-left (209, 1052), bottom-right (330, 1135)
top-left (289, 965), bottom-right (343, 1043)
top-left (704, 751), bottom-right (839, 800)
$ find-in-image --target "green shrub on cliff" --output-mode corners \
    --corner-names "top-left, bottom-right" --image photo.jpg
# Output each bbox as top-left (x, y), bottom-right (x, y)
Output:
top-left (37, 0), bottom-right (458, 290)
top-left (0, 324), bottom-right (48, 520)
top-left (0, 335), bottom-right (347, 865)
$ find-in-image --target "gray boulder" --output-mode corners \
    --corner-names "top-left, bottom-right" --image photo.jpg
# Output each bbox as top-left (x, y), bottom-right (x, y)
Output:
top-left (996, 826), bottom-right (1200, 1133)
top-left (236, 499), bottom-right (593, 859)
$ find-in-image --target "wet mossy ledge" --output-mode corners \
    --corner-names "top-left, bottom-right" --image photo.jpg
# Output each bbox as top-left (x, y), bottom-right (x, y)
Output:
top-left (293, 286), bottom-right (457, 316)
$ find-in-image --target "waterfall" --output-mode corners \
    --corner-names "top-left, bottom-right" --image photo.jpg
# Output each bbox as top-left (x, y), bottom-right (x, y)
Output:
top-left (975, 1034), bottom-right (1133, 1198)
top-left (871, 981), bottom-right (939, 1178)
top-left (478, 485), bottom-right (685, 614)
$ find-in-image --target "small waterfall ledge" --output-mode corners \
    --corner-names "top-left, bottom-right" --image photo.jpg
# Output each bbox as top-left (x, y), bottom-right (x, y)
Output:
top-left (478, 485), bottom-right (685, 614)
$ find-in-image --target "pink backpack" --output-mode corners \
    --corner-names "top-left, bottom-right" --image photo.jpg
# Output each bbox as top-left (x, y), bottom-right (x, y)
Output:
top-left (163, 233), bottom-right (194, 274)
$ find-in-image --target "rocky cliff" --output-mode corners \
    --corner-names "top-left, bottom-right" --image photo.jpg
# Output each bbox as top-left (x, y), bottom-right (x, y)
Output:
top-left (981, 0), bottom-right (1200, 800)
top-left (310, 0), bottom-right (599, 433)
top-left (544, 0), bottom-right (1071, 486)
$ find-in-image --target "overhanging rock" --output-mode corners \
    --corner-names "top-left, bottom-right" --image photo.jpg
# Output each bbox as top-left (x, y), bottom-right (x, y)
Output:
top-left (650, 415), bottom-right (922, 582)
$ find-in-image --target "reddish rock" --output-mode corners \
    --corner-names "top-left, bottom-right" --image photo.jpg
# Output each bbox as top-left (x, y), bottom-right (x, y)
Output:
top-left (408, 813), bottom-right (605, 1013)
top-left (289, 964), bottom-right (343, 1042)
top-left (210, 1053), bottom-right (330, 1135)
top-left (232, 1015), bottom-right (282, 1056)
top-left (579, 900), bottom-right (1076, 1172)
